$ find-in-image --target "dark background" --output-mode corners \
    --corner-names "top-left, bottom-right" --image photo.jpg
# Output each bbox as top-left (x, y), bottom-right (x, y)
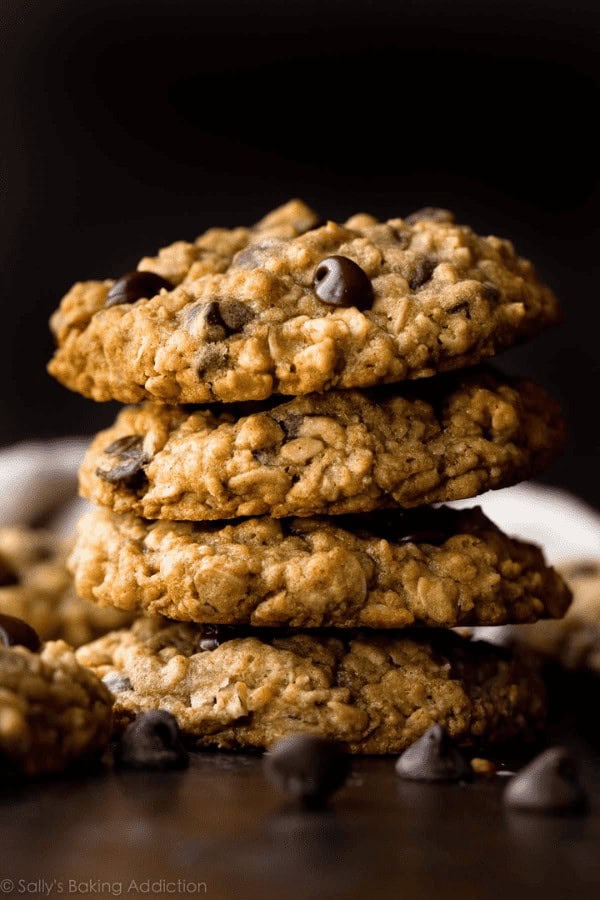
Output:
top-left (2, 0), bottom-right (599, 505)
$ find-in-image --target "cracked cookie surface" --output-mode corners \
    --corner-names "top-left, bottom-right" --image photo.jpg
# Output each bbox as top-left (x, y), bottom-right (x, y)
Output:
top-left (0, 641), bottom-right (112, 776)
top-left (70, 506), bottom-right (571, 629)
top-left (48, 200), bottom-right (560, 404)
top-left (76, 619), bottom-right (545, 754)
top-left (80, 370), bottom-right (565, 520)
top-left (0, 527), bottom-right (132, 647)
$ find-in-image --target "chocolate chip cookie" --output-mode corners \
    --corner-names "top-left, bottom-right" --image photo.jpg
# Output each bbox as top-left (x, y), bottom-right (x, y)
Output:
top-left (75, 618), bottom-right (545, 754)
top-left (0, 640), bottom-right (112, 776)
top-left (80, 370), bottom-right (565, 521)
top-left (514, 559), bottom-right (600, 672)
top-left (48, 201), bottom-right (560, 404)
top-left (0, 527), bottom-right (132, 647)
top-left (70, 506), bottom-right (570, 628)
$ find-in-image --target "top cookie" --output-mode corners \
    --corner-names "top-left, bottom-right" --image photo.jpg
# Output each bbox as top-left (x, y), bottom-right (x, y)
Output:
top-left (48, 200), bottom-right (560, 404)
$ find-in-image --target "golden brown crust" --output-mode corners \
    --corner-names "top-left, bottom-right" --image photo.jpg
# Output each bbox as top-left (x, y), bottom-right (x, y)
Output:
top-left (76, 619), bottom-right (545, 754)
top-left (48, 201), bottom-right (561, 404)
top-left (70, 506), bottom-right (571, 629)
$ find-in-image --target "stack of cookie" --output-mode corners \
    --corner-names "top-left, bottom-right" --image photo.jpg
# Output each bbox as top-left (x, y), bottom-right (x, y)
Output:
top-left (48, 200), bottom-right (571, 753)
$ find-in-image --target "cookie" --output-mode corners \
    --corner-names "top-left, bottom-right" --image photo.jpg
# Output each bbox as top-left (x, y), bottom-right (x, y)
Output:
top-left (0, 640), bottom-right (112, 776)
top-left (75, 619), bottom-right (545, 754)
top-left (70, 506), bottom-right (571, 629)
top-left (48, 201), bottom-right (560, 404)
top-left (514, 559), bottom-right (600, 672)
top-left (80, 369), bottom-right (565, 521)
top-left (0, 527), bottom-right (132, 647)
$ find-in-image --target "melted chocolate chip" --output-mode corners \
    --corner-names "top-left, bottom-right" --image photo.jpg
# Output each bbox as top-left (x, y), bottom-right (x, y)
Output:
top-left (0, 614), bottom-right (41, 652)
top-left (395, 724), bottom-right (471, 782)
top-left (264, 734), bottom-right (350, 809)
top-left (105, 271), bottom-right (173, 309)
top-left (97, 435), bottom-right (148, 490)
top-left (503, 747), bottom-right (588, 815)
top-left (405, 207), bottom-right (455, 225)
top-left (252, 449), bottom-right (272, 465)
top-left (0, 553), bottom-right (19, 587)
top-left (409, 257), bottom-right (437, 290)
top-left (102, 673), bottom-right (133, 694)
top-left (313, 256), bottom-right (373, 310)
top-left (232, 239), bottom-right (281, 270)
top-left (116, 711), bottom-right (189, 771)
top-left (481, 282), bottom-right (501, 303)
top-left (200, 300), bottom-right (255, 336)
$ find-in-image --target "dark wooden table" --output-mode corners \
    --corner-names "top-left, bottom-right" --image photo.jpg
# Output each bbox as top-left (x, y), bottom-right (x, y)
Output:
top-left (1, 685), bottom-right (599, 900)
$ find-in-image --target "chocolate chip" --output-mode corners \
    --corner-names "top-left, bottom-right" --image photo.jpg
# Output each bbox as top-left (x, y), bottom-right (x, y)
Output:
top-left (409, 257), bottom-right (436, 290)
top-left (405, 207), bottom-right (455, 225)
top-left (272, 412), bottom-right (304, 440)
top-left (481, 282), bottom-right (501, 303)
top-left (0, 614), bottom-right (41, 652)
top-left (102, 673), bottom-right (133, 694)
top-left (96, 457), bottom-right (147, 490)
top-left (264, 734), bottom-right (350, 809)
top-left (503, 747), bottom-right (588, 815)
top-left (395, 724), bottom-right (471, 782)
top-left (313, 256), bottom-right (373, 310)
top-left (105, 271), bottom-right (173, 309)
top-left (198, 300), bottom-right (255, 336)
top-left (0, 553), bottom-right (19, 587)
top-left (115, 711), bottom-right (189, 771)
top-left (104, 435), bottom-right (145, 458)
top-left (97, 435), bottom-right (148, 490)
top-left (197, 624), bottom-right (224, 652)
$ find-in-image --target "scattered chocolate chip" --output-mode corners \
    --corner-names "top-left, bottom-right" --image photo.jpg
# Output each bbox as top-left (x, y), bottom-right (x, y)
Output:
top-left (481, 282), bottom-right (501, 303)
top-left (97, 436), bottom-right (148, 490)
top-left (395, 724), bottom-right (471, 782)
top-left (0, 614), bottom-right (41, 652)
top-left (105, 271), bottom-right (173, 309)
top-left (264, 734), bottom-right (350, 809)
top-left (405, 207), bottom-right (455, 225)
top-left (115, 711), bottom-right (189, 771)
top-left (409, 257), bottom-right (436, 291)
top-left (272, 412), bottom-right (304, 440)
top-left (313, 256), bottom-right (373, 310)
top-left (104, 435), bottom-right (145, 458)
top-left (503, 747), bottom-right (588, 815)
top-left (0, 553), bottom-right (19, 587)
top-left (102, 672), bottom-right (133, 694)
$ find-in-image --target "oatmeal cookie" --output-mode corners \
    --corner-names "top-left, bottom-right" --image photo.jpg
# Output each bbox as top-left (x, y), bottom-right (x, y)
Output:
top-left (70, 506), bottom-right (571, 629)
top-left (76, 619), bottom-right (545, 754)
top-left (0, 639), bottom-right (112, 776)
top-left (48, 201), bottom-right (560, 404)
top-left (80, 370), bottom-right (565, 520)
